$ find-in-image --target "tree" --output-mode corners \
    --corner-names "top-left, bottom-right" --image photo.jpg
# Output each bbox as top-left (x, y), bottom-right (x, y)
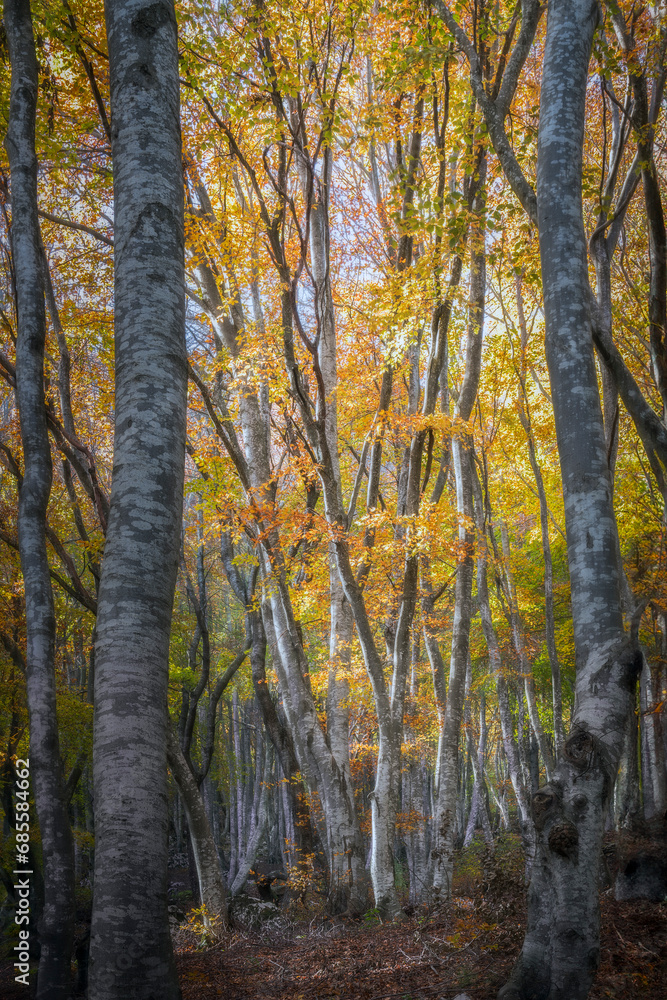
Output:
top-left (499, 0), bottom-right (642, 995)
top-left (87, 0), bottom-right (187, 996)
top-left (3, 0), bottom-right (76, 995)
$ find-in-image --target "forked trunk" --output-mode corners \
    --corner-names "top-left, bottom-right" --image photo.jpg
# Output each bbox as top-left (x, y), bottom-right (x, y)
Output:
top-left (166, 727), bottom-right (227, 931)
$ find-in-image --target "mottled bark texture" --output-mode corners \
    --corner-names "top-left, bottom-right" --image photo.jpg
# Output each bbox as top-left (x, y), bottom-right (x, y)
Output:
top-left (4, 1), bottom-right (76, 995)
top-left (500, 1), bottom-right (641, 996)
top-left (88, 1), bottom-right (186, 997)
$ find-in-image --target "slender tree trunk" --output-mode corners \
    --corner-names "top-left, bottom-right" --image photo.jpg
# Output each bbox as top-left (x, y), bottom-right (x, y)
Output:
top-left (262, 582), bottom-right (368, 913)
top-left (404, 650), bottom-right (431, 904)
top-left (431, 450), bottom-right (477, 896)
top-left (230, 741), bottom-right (272, 897)
top-left (430, 155), bottom-right (486, 898)
top-left (369, 714), bottom-right (402, 915)
top-left (474, 518), bottom-right (533, 839)
top-left (500, 2), bottom-right (642, 995)
top-left (310, 163), bottom-right (370, 912)
top-left (500, 522), bottom-right (555, 781)
top-left (614, 700), bottom-right (640, 829)
top-left (88, 2), bottom-right (186, 996)
top-left (464, 690), bottom-right (494, 850)
top-left (516, 278), bottom-right (565, 755)
top-left (640, 657), bottom-right (667, 820)
top-left (4, 2), bottom-right (76, 994)
top-left (166, 727), bottom-right (227, 931)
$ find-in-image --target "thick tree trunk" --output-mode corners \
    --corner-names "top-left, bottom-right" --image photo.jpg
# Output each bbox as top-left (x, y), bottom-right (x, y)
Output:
top-left (4, 1), bottom-right (76, 995)
top-left (500, 2), bottom-right (642, 996)
top-left (88, 2), bottom-right (186, 997)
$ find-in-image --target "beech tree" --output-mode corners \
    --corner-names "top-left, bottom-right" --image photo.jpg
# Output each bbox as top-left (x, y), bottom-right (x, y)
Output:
top-left (87, 0), bottom-right (186, 996)
top-left (433, 0), bottom-right (662, 994)
top-left (3, 0), bottom-right (75, 995)
top-left (499, 0), bottom-right (639, 994)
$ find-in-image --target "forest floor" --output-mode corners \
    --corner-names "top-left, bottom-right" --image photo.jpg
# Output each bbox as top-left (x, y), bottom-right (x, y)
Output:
top-left (0, 835), bottom-right (665, 998)
top-left (173, 835), bottom-right (667, 1000)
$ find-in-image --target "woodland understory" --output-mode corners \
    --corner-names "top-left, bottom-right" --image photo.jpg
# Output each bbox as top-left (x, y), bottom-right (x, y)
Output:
top-left (4, 835), bottom-right (666, 1000)
top-left (0, 0), bottom-right (667, 998)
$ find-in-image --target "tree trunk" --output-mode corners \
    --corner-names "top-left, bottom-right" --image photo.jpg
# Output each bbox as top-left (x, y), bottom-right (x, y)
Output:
top-left (614, 700), bottom-right (640, 830)
top-left (4, 1), bottom-right (76, 994)
top-left (500, 523), bottom-right (554, 781)
top-left (88, 1), bottom-right (186, 996)
top-left (500, 2), bottom-right (642, 996)
top-left (516, 278), bottom-right (565, 755)
top-left (310, 160), bottom-right (370, 913)
top-left (430, 154), bottom-right (486, 898)
top-left (464, 690), bottom-right (494, 850)
top-left (261, 582), bottom-right (368, 913)
top-left (640, 656), bottom-right (667, 820)
top-left (166, 727), bottom-right (227, 931)
top-left (230, 739), bottom-right (272, 897)
top-left (473, 494), bottom-right (533, 842)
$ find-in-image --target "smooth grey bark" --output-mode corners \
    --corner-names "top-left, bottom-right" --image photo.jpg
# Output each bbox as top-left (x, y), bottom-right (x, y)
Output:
top-left (88, 1), bottom-right (186, 997)
top-left (500, 2), bottom-right (642, 996)
top-left (403, 754), bottom-right (431, 903)
top-left (4, 1), bottom-right (76, 994)
top-left (403, 641), bottom-right (431, 904)
top-left (429, 435), bottom-right (475, 898)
